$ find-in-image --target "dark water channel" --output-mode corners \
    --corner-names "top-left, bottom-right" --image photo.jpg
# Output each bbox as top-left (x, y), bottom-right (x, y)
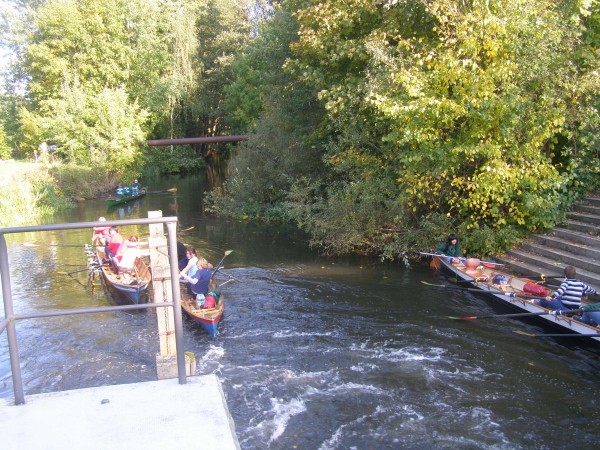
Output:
top-left (1, 173), bottom-right (599, 449)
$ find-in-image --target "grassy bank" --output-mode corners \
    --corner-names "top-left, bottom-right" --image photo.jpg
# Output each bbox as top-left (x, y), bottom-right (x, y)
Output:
top-left (0, 161), bottom-right (74, 227)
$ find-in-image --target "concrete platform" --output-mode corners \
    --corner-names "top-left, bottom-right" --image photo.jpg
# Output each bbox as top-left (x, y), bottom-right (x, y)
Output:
top-left (0, 375), bottom-right (240, 450)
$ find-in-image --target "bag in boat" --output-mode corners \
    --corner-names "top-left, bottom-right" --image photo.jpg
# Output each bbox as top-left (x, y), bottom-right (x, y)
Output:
top-left (523, 283), bottom-right (547, 296)
top-left (203, 294), bottom-right (216, 309)
top-left (492, 274), bottom-right (509, 285)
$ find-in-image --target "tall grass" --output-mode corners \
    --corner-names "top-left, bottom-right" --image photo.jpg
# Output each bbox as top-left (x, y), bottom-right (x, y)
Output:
top-left (0, 169), bottom-right (73, 227)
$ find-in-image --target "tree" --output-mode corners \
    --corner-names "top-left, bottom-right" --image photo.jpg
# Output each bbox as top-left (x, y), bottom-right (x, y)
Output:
top-left (3, 0), bottom-right (203, 174)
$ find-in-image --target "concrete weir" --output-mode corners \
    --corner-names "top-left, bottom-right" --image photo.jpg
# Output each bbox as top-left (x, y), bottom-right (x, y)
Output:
top-left (0, 375), bottom-right (240, 449)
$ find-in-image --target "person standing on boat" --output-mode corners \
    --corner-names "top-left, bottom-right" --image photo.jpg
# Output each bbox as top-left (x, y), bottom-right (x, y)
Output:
top-left (537, 266), bottom-right (597, 310)
top-left (436, 234), bottom-right (462, 263)
top-left (180, 257), bottom-right (213, 296)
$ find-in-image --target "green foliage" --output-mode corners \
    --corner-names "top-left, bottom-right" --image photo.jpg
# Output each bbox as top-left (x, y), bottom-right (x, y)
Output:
top-left (48, 164), bottom-right (120, 199)
top-left (176, 0), bottom-right (252, 140)
top-left (0, 169), bottom-right (73, 227)
top-left (141, 146), bottom-right (205, 177)
top-left (0, 124), bottom-right (11, 159)
top-left (20, 86), bottom-right (147, 175)
top-left (3, 0), bottom-right (207, 172)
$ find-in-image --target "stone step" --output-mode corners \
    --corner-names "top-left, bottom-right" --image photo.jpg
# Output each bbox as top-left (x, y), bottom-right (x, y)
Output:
top-left (575, 204), bottom-right (600, 215)
top-left (549, 227), bottom-right (600, 247)
top-left (565, 219), bottom-right (600, 235)
top-left (496, 250), bottom-right (600, 289)
top-left (567, 211), bottom-right (600, 226)
top-left (518, 242), bottom-right (600, 273)
top-left (531, 234), bottom-right (600, 260)
top-left (581, 195), bottom-right (600, 207)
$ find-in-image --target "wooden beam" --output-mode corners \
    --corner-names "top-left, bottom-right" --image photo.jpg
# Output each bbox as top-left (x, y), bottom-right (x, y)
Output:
top-left (146, 135), bottom-right (248, 146)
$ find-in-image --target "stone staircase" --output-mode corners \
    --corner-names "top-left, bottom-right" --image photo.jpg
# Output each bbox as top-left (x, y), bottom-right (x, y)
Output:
top-left (496, 192), bottom-right (600, 290)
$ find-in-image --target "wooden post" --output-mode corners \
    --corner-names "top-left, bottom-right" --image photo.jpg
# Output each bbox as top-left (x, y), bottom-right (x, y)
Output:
top-left (147, 211), bottom-right (177, 379)
top-left (148, 211), bottom-right (195, 378)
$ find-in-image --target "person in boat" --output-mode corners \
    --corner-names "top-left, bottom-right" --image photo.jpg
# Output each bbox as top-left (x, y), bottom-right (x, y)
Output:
top-left (123, 184), bottom-right (131, 197)
top-left (179, 247), bottom-right (199, 279)
top-left (436, 233), bottom-right (463, 263)
top-left (131, 179), bottom-right (142, 195)
top-left (115, 236), bottom-right (143, 273)
top-left (91, 217), bottom-right (110, 244)
top-left (180, 257), bottom-right (213, 297)
top-left (537, 266), bottom-right (597, 311)
top-left (114, 184), bottom-right (124, 199)
top-left (105, 226), bottom-right (124, 260)
top-left (176, 241), bottom-right (188, 270)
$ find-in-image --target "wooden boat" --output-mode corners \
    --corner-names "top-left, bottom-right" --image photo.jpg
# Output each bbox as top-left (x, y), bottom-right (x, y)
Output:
top-left (92, 246), bottom-right (151, 304)
top-left (106, 189), bottom-right (146, 207)
top-left (432, 255), bottom-right (600, 342)
top-left (180, 281), bottom-right (224, 337)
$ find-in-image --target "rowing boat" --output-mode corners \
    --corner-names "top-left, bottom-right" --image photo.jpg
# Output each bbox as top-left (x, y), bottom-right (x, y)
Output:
top-left (432, 255), bottom-right (600, 342)
top-left (92, 246), bottom-right (151, 304)
top-left (106, 189), bottom-right (146, 207)
top-left (180, 282), bottom-right (224, 337)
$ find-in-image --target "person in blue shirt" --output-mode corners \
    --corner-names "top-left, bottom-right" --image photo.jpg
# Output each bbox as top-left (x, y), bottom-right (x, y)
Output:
top-left (180, 257), bottom-right (213, 296)
top-left (537, 266), bottom-right (597, 310)
top-left (114, 184), bottom-right (124, 199)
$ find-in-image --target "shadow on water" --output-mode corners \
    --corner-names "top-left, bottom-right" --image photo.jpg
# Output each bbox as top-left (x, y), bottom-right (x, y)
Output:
top-left (1, 173), bottom-right (599, 448)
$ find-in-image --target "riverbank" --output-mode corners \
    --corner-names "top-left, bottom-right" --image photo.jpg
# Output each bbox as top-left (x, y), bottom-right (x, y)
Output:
top-left (0, 160), bottom-right (72, 227)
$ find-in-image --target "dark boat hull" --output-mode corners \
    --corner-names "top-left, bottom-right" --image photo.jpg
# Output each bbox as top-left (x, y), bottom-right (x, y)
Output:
top-left (106, 191), bottom-right (146, 207)
top-left (434, 256), bottom-right (600, 341)
top-left (94, 248), bottom-right (151, 304)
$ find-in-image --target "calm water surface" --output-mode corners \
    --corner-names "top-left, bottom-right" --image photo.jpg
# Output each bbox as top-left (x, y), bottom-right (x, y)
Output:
top-left (1, 174), bottom-right (599, 449)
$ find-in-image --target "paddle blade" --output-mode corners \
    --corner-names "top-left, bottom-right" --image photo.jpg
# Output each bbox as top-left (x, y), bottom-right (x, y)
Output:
top-left (512, 330), bottom-right (536, 337)
top-left (420, 281), bottom-right (445, 287)
top-left (448, 316), bottom-right (478, 321)
top-left (224, 250), bottom-right (234, 256)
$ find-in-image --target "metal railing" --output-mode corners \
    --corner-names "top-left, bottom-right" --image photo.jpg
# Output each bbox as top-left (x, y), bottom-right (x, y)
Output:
top-left (0, 216), bottom-right (186, 405)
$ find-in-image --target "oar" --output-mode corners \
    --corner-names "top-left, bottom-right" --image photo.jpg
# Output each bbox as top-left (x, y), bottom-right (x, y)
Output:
top-left (24, 243), bottom-right (94, 248)
top-left (421, 280), bottom-right (548, 300)
top-left (211, 250), bottom-right (234, 280)
top-left (513, 330), bottom-right (600, 338)
top-left (448, 309), bottom-right (593, 321)
top-left (416, 252), bottom-right (504, 266)
top-left (528, 274), bottom-right (564, 281)
top-left (146, 187), bottom-right (177, 194)
top-left (57, 267), bottom-right (92, 276)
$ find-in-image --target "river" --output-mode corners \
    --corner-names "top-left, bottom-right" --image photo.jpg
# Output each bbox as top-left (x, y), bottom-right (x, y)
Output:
top-left (1, 173), bottom-right (599, 449)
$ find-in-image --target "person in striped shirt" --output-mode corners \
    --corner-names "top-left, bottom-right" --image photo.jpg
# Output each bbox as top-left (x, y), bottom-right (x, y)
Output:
top-left (537, 266), bottom-right (597, 310)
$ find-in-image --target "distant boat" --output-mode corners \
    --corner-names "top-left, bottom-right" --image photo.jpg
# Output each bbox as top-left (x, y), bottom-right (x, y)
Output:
top-left (180, 282), bottom-right (224, 337)
top-left (92, 247), bottom-right (151, 304)
top-left (106, 189), bottom-right (146, 207)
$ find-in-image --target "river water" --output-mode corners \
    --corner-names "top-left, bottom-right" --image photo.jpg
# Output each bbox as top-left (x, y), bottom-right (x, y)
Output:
top-left (1, 173), bottom-right (599, 449)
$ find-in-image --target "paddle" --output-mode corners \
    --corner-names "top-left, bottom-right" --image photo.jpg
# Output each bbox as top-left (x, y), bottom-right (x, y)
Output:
top-left (416, 252), bottom-right (504, 266)
top-left (57, 267), bottom-right (92, 276)
top-left (211, 250), bottom-right (234, 280)
top-left (513, 330), bottom-right (600, 338)
top-left (448, 308), bottom-right (594, 321)
top-left (146, 187), bottom-right (177, 194)
top-left (24, 242), bottom-right (95, 248)
top-left (421, 280), bottom-right (549, 300)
